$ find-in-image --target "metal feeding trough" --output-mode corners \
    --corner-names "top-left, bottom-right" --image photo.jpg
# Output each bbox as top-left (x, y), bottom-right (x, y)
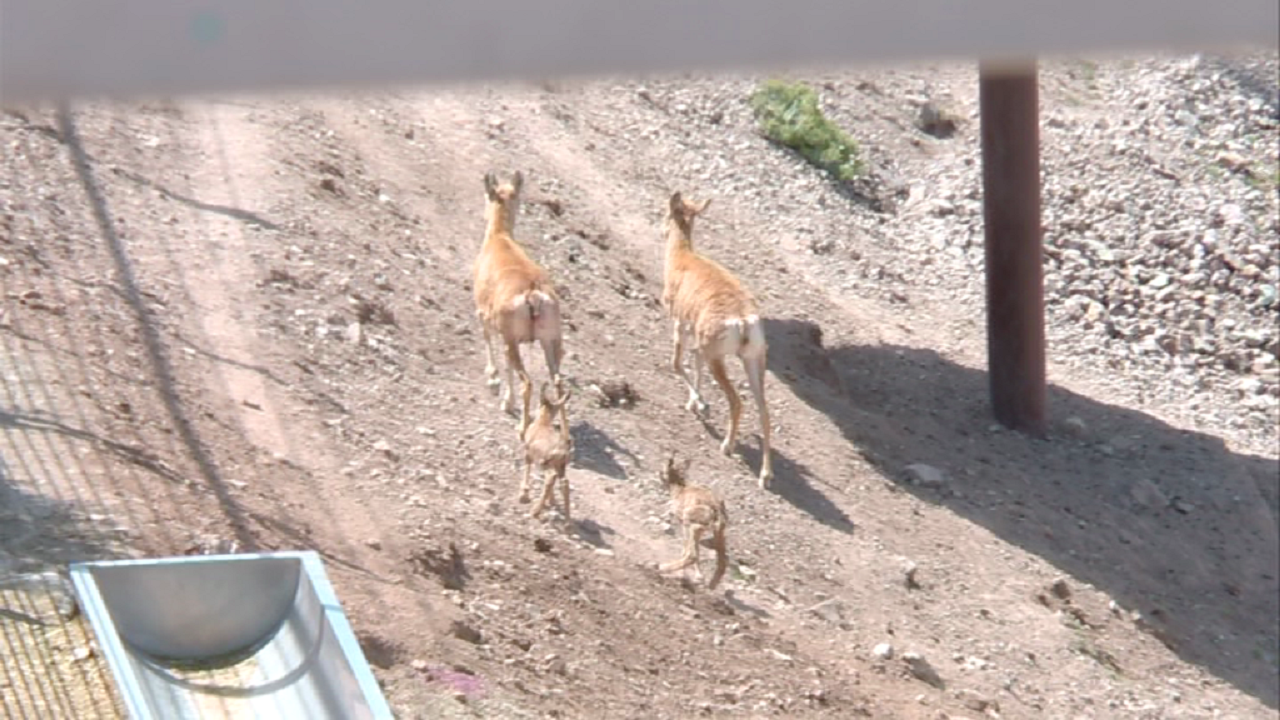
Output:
top-left (69, 551), bottom-right (393, 720)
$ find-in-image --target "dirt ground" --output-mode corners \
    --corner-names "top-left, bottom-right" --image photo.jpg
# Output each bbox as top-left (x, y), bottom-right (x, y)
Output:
top-left (1, 51), bottom-right (1277, 720)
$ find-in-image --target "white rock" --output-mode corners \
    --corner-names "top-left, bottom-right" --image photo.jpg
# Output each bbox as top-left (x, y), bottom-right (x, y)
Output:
top-left (905, 463), bottom-right (948, 487)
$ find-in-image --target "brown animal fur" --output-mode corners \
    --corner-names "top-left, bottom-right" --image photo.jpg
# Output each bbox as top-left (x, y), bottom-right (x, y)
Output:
top-left (661, 192), bottom-right (774, 487)
top-left (658, 456), bottom-right (729, 590)
top-left (473, 171), bottom-right (566, 435)
top-left (519, 382), bottom-right (574, 520)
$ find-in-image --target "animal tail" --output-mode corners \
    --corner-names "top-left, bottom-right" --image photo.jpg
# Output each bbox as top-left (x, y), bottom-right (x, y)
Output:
top-left (523, 279), bottom-right (561, 319)
top-left (743, 314), bottom-right (766, 350)
top-left (723, 314), bottom-right (767, 354)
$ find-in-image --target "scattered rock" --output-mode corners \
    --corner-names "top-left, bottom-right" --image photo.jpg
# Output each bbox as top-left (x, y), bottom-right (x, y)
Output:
top-left (590, 379), bottom-right (640, 408)
top-left (353, 296), bottom-right (396, 326)
top-left (539, 198), bottom-right (565, 217)
top-left (449, 620), bottom-right (484, 645)
top-left (316, 160), bottom-right (344, 177)
top-left (1049, 578), bottom-right (1071, 601)
top-left (807, 598), bottom-right (847, 627)
top-left (917, 101), bottom-right (960, 139)
top-left (905, 463), bottom-right (948, 488)
top-left (872, 642), bottom-right (895, 660)
top-left (1062, 416), bottom-right (1089, 439)
top-left (345, 321), bottom-right (364, 345)
top-left (902, 651), bottom-right (945, 688)
top-left (956, 688), bottom-right (996, 713)
top-left (408, 542), bottom-right (470, 590)
top-left (1215, 151), bottom-right (1251, 173)
top-left (903, 560), bottom-right (921, 590)
top-left (372, 439), bottom-right (397, 460)
top-left (186, 536), bottom-right (240, 557)
top-left (1129, 478), bottom-right (1169, 511)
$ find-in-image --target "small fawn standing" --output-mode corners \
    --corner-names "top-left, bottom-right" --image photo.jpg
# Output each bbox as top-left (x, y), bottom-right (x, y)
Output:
top-left (658, 456), bottom-right (729, 590)
top-left (519, 382), bottom-right (574, 520)
top-left (661, 192), bottom-right (774, 488)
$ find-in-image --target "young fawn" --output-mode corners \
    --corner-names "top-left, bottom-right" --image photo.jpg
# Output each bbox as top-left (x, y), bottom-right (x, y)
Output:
top-left (519, 382), bottom-right (574, 520)
top-left (473, 170), bottom-right (567, 435)
top-left (661, 192), bottom-right (774, 488)
top-left (658, 456), bottom-right (729, 590)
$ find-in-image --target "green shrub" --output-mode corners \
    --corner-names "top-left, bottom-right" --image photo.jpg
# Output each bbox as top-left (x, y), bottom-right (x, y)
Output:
top-left (749, 80), bottom-right (864, 181)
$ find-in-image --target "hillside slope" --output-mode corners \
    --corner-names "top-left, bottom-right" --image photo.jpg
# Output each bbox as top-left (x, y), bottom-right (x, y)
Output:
top-left (1, 50), bottom-right (1276, 719)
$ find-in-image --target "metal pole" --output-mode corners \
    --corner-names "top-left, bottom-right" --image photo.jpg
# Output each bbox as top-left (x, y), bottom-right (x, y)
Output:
top-left (979, 58), bottom-right (1047, 437)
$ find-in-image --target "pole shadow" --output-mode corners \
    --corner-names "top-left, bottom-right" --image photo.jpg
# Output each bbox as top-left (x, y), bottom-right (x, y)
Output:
top-left (764, 315), bottom-right (1280, 708)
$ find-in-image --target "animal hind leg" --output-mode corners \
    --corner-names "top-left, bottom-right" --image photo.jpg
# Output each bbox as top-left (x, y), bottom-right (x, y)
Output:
top-left (531, 468), bottom-right (556, 519)
top-left (541, 336), bottom-right (568, 427)
top-left (708, 358), bottom-right (742, 456)
top-left (659, 524), bottom-right (705, 577)
top-left (480, 314), bottom-right (501, 394)
top-left (707, 523), bottom-right (728, 590)
top-left (518, 458), bottom-right (533, 503)
top-left (686, 348), bottom-right (709, 415)
top-left (559, 469), bottom-right (571, 521)
top-left (743, 354), bottom-right (774, 488)
top-left (671, 321), bottom-right (707, 413)
top-left (505, 341), bottom-right (533, 434)
top-left (541, 336), bottom-right (565, 385)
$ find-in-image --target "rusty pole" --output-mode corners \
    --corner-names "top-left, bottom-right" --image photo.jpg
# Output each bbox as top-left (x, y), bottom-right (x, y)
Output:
top-left (979, 58), bottom-right (1047, 437)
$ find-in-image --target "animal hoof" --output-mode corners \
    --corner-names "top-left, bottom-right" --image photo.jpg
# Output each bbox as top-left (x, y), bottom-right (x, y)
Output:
top-left (719, 439), bottom-right (734, 457)
top-left (759, 471), bottom-right (773, 490)
top-left (517, 493), bottom-right (531, 504)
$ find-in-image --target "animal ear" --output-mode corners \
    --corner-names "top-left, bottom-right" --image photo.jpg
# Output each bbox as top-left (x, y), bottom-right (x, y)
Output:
top-left (681, 457), bottom-right (692, 476)
top-left (483, 172), bottom-right (497, 198)
top-left (694, 198), bottom-right (712, 214)
top-left (668, 191), bottom-right (684, 215)
top-left (511, 171), bottom-right (524, 194)
top-left (539, 381), bottom-right (551, 405)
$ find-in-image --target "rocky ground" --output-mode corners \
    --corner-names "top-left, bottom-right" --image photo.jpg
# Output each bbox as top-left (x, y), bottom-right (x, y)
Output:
top-left (1, 48), bottom-right (1277, 719)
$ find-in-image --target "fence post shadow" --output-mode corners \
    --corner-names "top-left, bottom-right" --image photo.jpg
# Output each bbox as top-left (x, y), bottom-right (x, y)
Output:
top-left (763, 315), bottom-right (1280, 709)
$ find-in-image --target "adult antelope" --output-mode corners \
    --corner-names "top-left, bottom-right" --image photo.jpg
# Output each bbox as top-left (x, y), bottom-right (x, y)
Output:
top-left (661, 192), bottom-right (774, 488)
top-left (474, 170), bottom-right (565, 434)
